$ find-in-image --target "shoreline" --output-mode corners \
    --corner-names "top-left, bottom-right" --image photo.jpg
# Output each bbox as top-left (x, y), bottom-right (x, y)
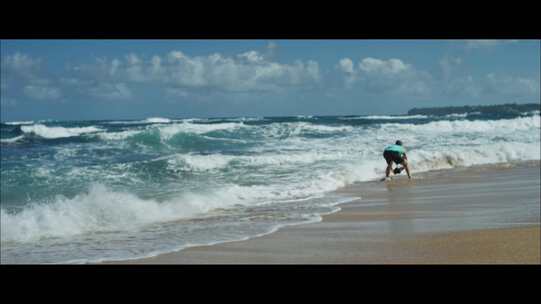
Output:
top-left (105, 160), bottom-right (540, 264)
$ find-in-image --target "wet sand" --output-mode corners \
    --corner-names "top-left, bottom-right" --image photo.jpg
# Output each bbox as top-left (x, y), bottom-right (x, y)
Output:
top-left (109, 161), bottom-right (540, 264)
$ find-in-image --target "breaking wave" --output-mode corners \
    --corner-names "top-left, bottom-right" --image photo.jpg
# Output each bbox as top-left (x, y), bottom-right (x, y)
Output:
top-left (144, 117), bottom-right (171, 123)
top-left (1, 135), bottom-right (24, 143)
top-left (339, 114), bottom-right (428, 120)
top-left (382, 115), bottom-right (540, 133)
top-left (4, 121), bottom-right (34, 125)
top-left (20, 124), bottom-right (103, 139)
top-left (2, 112), bottom-right (540, 263)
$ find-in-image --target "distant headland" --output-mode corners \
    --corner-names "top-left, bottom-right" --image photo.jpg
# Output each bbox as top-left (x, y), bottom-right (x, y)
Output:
top-left (407, 102), bottom-right (540, 116)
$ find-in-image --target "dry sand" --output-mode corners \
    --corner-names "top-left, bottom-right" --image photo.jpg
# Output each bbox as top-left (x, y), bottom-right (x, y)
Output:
top-left (107, 161), bottom-right (540, 264)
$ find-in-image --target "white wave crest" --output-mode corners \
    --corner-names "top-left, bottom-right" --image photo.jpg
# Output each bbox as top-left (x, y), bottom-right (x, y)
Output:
top-left (409, 142), bottom-right (540, 172)
top-left (104, 117), bottom-right (171, 125)
top-left (145, 117), bottom-right (171, 123)
top-left (96, 129), bottom-right (143, 141)
top-left (262, 122), bottom-right (353, 138)
top-left (238, 151), bottom-right (343, 167)
top-left (383, 115), bottom-right (540, 133)
top-left (340, 115), bottom-right (428, 120)
top-left (104, 120), bottom-right (143, 125)
top-left (221, 117), bottom-right (266, 122)
top-left (1, 135), bottom-right (24, 143)
top-left (0, 183), bottom-right (250, 243)
top-left (2, 135), bottom-right (539, 244)
top-left (21, 124), bottom-right (102, 139)
top-left (523, 110), bottom-right (540, 116)
top-left (443, 113), bottom-right (469, 118)
top-left (96, 122), bottom-right (245, 142)
top-left (300, 123), bottom-right (353, 133)
top-left (165, 151), bottom-right (344, 172)
top-left (5, 121), bottom-right (34, 125)
top-left (2, 178), bottom-right (350, 243)
top-left (167, 154), bottom-right (235, 172)
top-left (158, 122), bottom-right (245, 140)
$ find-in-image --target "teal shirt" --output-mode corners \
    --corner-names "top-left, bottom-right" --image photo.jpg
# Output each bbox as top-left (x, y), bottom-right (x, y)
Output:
top-left (384, 144), bottom-right (405, 156)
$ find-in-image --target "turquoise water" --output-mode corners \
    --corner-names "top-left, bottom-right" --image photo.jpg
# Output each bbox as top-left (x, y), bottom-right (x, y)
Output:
top-left (1, 111), bottom-right (540, 263)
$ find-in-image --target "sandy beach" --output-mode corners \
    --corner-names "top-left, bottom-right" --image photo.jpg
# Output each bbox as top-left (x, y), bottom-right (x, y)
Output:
top-left (107, 161), bottom-right (540, 264)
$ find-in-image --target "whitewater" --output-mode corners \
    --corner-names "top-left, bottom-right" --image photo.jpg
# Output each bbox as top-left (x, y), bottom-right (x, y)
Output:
top-left (1, 111), bottom-right (540, 263)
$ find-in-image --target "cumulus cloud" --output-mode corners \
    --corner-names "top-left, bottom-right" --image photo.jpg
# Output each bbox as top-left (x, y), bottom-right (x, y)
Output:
top-left (338, 58), bottom-right (356, 88)
top-left (337, 57), bottom-right (432, 96)
top-left (358, 57), bottom-right (409, 75)
top-left (237, 51), bottom-right (265, 64)
top-left (338, 58), bottom-right (354, 74)
top-left (1, 53), bottom-right (41, 77)
top-left (72, 50), bottom-right (320, 93)
top-left (338, 54), bottom-right (538, 101)
top-left (2, 52), bottom-right (64, 101)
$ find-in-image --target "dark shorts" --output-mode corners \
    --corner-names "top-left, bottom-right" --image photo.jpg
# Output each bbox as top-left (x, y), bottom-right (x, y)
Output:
top-left (383, 150), bottom-right (404, 165)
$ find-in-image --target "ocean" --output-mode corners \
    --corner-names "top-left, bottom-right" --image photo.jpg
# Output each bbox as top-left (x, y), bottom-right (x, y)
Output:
top-left (1, 110), bottom-right (540, 263)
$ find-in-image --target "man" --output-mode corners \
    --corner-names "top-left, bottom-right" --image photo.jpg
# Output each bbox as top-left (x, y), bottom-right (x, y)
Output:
top-left (383, 140), bottom-right (412, 180)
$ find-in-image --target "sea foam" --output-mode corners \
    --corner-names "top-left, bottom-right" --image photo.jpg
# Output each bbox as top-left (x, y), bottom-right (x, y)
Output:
top-left (5, 121), bottom-right (34, 125)
top-left (382, 115), bottom-right (540, 133)
top-left (1, 135), bottom-right (24, 143)
top-left (21, 124), bottom-right (102, 139)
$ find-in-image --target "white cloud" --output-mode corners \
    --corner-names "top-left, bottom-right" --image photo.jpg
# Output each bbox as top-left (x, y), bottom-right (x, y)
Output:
top-left (237, 51), bottom-right (265, 64)
top-left (358, 57), bottom-right (409, 75)
top-left (337, 57), bottom-right (431, 96)
top-left (73, 50), bottom-right (320, 93)
top-left (465, 40), bottom-right (518, 49)
top-left (1, 53), bottom-right (41, 77)
top-left (338, 58), bottom-right (354, 74)
top-left (124, 54), bottom-right (146, 82)
top-left (337, 58), bottom-right (357, 88)
top-left (2, 52), bottom-right (63, 103)
top-left (23, 85), bottom-right (62, 100)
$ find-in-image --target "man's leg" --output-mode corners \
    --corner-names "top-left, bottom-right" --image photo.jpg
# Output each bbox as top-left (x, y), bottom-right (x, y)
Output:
top-left (403, 159), bottom-right (412, 179)
top-left (385, 160), bottom-right (393, 177)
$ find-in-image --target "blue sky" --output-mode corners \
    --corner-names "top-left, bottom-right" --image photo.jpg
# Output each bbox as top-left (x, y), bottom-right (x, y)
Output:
top-left (1, 39), bottom-right (539, 121)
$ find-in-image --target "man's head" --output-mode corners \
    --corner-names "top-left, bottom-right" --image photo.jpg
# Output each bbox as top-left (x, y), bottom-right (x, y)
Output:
top-left (395, 140), bottom-right (403, 146)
